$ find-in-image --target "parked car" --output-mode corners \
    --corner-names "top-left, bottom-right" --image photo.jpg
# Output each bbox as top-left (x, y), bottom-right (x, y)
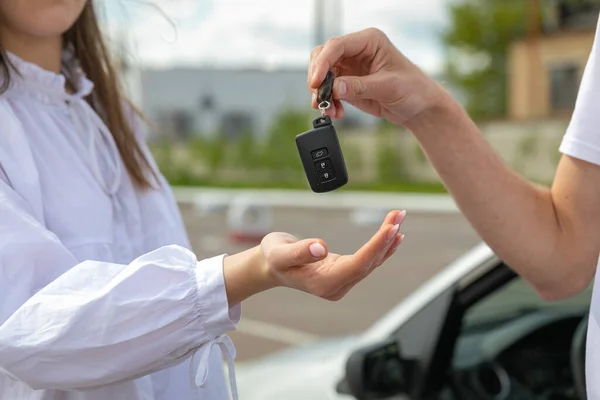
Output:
top-left (235, 242), bottom-right (592, 400)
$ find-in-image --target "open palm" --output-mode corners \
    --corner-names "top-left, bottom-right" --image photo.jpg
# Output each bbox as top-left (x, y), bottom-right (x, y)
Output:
top-left (261, 210), bottom-right (405, 301)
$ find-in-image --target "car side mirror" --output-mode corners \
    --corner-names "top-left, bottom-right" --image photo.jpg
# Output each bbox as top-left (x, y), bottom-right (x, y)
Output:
top-left (343, 339), bottom-right (416, 400)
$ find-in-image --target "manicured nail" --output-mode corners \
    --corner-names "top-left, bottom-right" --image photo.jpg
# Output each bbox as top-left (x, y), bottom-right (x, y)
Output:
top-left (394, 210), bottom-right (406, 226)
top-left (338, 80), bottom-right (347, 98)
top-left (309, 242), bottom-right (326, 258)
top-left (393, 235), bottom-right (404, 249)
top-left (386, 224), bottom-right (400, 241)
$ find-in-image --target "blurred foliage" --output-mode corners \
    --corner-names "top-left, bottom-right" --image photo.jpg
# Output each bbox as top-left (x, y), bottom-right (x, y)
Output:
top-left (444, 0), bottom-right (600, 119)
top-left (518, 132), bottom-right (539, 158)
top-left (375, 121), bottom-right (410, 183)
top-left (512, 131), bottom-right (540, 171)
top-left (261, 108), bottom-right (311, 174)
top-left (413, 142), bottom-right (428, 165)
top-left (442, 0), bottom-right (529, 120)
top-left (166, 177), bottom-right (448, 193)
top-left (149, 108), bottom-right (448, 193)
top-left (341, 140), bottom-right (364, 176)
top-left (230, 131), bottom-right (261, 169)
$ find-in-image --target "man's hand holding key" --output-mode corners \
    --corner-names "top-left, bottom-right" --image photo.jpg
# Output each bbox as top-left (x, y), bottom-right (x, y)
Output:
top-left (307, 27), bottom-right (450, 127)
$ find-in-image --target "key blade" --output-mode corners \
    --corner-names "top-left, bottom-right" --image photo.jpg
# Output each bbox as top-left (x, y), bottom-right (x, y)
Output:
top-left (317, 71), bottom-right (335, 104)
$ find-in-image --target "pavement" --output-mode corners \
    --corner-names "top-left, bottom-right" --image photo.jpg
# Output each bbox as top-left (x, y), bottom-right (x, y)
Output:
top-left (178, 192), bottom-right (482, 362)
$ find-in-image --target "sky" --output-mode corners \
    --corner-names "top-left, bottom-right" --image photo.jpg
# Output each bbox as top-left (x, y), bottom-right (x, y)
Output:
top-left (103, 0), bottom-right (449, 75)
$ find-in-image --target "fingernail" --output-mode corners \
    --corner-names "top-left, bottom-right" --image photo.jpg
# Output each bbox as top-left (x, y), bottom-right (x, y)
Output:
top-left (309, 242), bottom-right (326, 258)
top-left (312, 92), bottom-right (317, 102)
top-left (312, 70), bottom-right (318, 83)
top-left (394, 210), bottom-right (406, 226)
top-left (386, 224), bottom-right (400, 241)
top-left (394, 235), bottom-right (405, 249)
top-left (338, 80), bottom-right (347, 98)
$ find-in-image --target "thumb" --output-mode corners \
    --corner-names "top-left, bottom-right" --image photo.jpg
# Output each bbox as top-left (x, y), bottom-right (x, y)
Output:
top-left (333, 72), bottom-right (400, 103)
top-left (267, 239), bottom-right (328, 269)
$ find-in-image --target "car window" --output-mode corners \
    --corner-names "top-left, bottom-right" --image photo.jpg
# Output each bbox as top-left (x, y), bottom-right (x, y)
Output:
top-left (462, 277), bottom-right (592, 329)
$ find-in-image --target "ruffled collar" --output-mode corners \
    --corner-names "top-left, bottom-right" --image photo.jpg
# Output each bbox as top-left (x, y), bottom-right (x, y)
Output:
top-left (2, 47), bottom-right (95, 104)
top-left (1, 47), bottom-right (122, 197)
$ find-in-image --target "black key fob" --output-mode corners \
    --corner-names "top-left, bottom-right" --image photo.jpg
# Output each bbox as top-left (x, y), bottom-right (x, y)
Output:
top-left (296, 115), bottom-right (348, 193)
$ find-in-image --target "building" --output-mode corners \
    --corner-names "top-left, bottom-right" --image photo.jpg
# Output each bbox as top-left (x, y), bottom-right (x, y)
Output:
top-left (139, 67), bottom-right (378, 140)
top-left (507, 0), bottom-right (600, 120)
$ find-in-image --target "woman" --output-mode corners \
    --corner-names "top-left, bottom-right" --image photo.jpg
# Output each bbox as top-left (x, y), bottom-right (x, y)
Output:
top-left (0, 2), bottom-right (405, 399)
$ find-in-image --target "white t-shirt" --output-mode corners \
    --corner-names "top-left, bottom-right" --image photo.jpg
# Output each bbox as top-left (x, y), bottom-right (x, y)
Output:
top-left (560, 16), bottom-right (600, 400)
top-left (0, 50), bottom-right (240, 399)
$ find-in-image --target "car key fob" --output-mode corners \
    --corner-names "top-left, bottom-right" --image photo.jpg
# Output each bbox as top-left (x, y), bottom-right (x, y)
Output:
top-left (296, 115), bottom-right (348, 193)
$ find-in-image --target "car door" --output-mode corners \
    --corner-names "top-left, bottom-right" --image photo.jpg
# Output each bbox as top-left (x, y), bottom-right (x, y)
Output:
top-left (337, 246), bottom-right (504, 400)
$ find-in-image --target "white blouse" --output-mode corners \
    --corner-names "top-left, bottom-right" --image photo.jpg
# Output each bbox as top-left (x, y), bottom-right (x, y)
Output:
top-left (0, 51), bottom-right (241, 400)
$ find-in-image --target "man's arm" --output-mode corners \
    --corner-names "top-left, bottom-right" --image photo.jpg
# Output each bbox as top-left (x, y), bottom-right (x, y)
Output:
top-left (405, 97), bottom-right (600, 300)
top-left (308, 27), bottom-right (600, 300)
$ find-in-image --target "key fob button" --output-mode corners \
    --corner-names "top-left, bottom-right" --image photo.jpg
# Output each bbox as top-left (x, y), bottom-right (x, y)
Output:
top-left (318, 169), bottom-right (335, 182)
top-left (315, 159), bottom-right (332, 171)
top-left (311, 148), bottom-right (328, 159)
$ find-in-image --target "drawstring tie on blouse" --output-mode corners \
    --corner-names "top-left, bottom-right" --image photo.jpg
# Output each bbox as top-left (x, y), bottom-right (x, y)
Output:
top-left (191, 335), bottom-right (239, 400)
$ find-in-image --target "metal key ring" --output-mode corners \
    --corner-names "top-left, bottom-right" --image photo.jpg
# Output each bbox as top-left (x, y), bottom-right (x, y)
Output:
top-left (318, 100), bottom-right (331, 111)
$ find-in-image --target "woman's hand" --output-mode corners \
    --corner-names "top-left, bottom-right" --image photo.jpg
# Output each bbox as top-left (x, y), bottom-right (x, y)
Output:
top-left (262, 209), bottom-right (405, 300)
top-left (307, 28), bottom-right (449, 126)
top-left (224, 210), bottom-right (405, 306)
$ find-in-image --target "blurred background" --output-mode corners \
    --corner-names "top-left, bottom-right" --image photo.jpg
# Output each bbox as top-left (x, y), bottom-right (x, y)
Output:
top-left (101, 0), bottom-right (599, 363)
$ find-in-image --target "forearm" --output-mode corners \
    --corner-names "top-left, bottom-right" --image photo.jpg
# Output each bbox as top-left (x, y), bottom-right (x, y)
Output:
top-left (223, 246), bottom-right (276, 306)
top-left (405, 96), bottom-right (593, 299)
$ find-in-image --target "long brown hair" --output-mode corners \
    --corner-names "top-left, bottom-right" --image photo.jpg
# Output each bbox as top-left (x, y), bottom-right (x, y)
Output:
top-left (0, 1), bottom-right (157, 189)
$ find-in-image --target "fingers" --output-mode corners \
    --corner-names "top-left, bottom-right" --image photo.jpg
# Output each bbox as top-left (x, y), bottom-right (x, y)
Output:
top-left (265, 238), bottom-right (329, 269)
top-left (379, 233), bottom-right (404, 266)
top-left (308, 28), bottom-right (386, 90)
top-left (333, 72), bottom-right (401, 103)
top-left (309, 54), bottom-right (345, 119)
top-left (332, 99), bottom-right (345, 119)
top-left (353, 210), bottom-right (406, 268)
top-left (325, 232), bottom-right (404, 302)
top-left (326, 233), bottom-right (403, 301)
top-left (307, 45), bottom-right (324, 88)
top-left (325, 210), bottom-right (405, 287)
top-left (261, 231), bottom-right (297, 246)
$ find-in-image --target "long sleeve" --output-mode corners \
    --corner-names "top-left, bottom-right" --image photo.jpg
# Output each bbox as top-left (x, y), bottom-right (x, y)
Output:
top-left (0, 178), bottom-right (241, 391)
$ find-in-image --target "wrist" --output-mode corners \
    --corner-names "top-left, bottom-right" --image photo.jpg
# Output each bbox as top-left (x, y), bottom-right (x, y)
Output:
top-left (403, 86), bottom-right (465, 136)
top-left (223, 246), bottom-right (278, 307)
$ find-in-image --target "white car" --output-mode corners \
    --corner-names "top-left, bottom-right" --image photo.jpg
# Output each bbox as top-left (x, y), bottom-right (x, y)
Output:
top-left (236, 242), bottom-right (592, 400)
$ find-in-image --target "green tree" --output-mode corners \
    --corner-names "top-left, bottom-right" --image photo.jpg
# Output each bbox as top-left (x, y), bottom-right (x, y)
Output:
top-left (442, 0), bottom-right (529, 120)
top-left (262, 108), bottom-right (311, 174)
top-left (229, 130), bottom-right (260, 169)
top-left (201, 136), bottom-right (227, 175)
top-left (375, 124), bottom-right (408, 183)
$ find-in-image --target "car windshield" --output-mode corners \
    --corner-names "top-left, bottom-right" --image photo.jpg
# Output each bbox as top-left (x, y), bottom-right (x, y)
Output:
top-left (462, 276), bottom-right (592, 330)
